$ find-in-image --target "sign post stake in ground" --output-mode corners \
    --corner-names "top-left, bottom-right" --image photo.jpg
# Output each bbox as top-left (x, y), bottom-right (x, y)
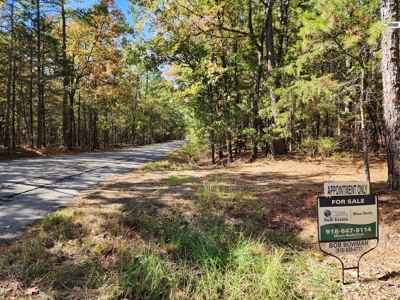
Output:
top-left (317, 183), bottom-right (379, 284)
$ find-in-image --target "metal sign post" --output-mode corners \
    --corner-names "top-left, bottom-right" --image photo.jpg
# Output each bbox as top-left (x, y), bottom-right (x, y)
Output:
top-left (317, 194), bottom-right (379, 283)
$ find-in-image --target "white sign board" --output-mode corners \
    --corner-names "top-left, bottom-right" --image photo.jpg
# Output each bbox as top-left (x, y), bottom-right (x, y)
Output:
top-left (325, 240), bottom-right (373, 256)
top-left (324, 181), bottom-right (370, 197)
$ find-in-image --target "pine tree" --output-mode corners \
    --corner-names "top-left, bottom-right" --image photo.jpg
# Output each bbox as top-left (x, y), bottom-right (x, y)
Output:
top-left (381, 0), bottom-right (400, 189)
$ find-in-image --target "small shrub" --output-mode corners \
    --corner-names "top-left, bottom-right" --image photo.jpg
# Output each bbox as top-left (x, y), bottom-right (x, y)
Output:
top-left (331, 151), bottom-right (351, 160)
top-left (300, 137), bottom-right (337, 157)
top-left (301, 137), bottom-right (318, 156)
top-left (317, 137), bottom-right (336, 157)
top-left (266, 153), bottom-right (275, 160)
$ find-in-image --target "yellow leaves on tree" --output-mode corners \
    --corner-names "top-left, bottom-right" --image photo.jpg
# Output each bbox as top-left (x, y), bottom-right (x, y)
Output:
top-left (64, 0), bottom-right (124, 92)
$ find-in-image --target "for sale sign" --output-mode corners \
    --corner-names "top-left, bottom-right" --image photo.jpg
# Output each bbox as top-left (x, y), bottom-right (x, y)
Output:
top-left (317, 195), bottom-right (378, 242)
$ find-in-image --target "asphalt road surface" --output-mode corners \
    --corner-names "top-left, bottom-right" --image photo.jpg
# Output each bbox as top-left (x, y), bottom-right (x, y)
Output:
top-left (0, 140), bottom-right (187, 244)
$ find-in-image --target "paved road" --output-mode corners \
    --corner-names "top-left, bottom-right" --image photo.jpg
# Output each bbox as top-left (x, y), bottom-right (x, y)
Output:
top-left (0, 140), bottom-right (187, 244)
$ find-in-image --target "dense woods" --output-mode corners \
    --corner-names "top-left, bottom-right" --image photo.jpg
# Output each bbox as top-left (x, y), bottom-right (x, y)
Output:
top-left (0, 0), bottom-right (186, 151)
top-left (1, 0), bottom-right (400, 186)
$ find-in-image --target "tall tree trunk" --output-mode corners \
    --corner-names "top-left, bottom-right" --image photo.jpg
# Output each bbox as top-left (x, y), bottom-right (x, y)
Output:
top-left (5, 0), bottom-right (14, 150)
top-left (132, 73), bottom-right (140, 144)
top-left (226, 132), bottom-right (233, 165)
top-left (359, 69), bottom-right (371, 183)
top-left (41, 70), bottom-right (46, 148)
top-left (36, 0), bottom-right (44, 148)
top-left (92, 111), bottom-right (98, 150)
top-left (29, 47), bottom-right (34, 148)
top-left (69, 91), bottom-right (75, 149)
top-left (266, 3), bottom-right (276, 155)
top-left (11, 58), bottom-right (16, 149)
top-left (366, 101), bottom-right (380, 152)
top-left (266, 1), bottom-right (286, 155)
top-left (208, 83), bottom-right (217, 164)
top-left (78, 93), bottom-right (81, 147)
top-left (104, 113), bottom-right (108, 148)
top-left (215, 1), bottom-right (233, 165)
top-left (0, 119), bottom-right (3, 147)
top-left (248, 0), bottom-right (265, 160)
top-left (142, 72), bottom-right (149, 145)
top-left (316, 113), bottom-right (321, 137)
top-left (325, 111), bottom-right (329, 137)
top-left (381, 0), bottom-right (400, 189)
top-left (211, 129), bottom-right (216, 164)
top-left (17, 101), bottom-right (21, 146)
top-left (20, 66), bottom-right (30, 146)
top-left (89, 108), bottom-right (92, 149)
top-left (251, 57), bottom-right (262, 160)
top-left (85, 103), bottom-right (89, 148)
top-left (276, 0), bottom-right (289, 68)
top-left (61, 0), bottom-right (71, 149)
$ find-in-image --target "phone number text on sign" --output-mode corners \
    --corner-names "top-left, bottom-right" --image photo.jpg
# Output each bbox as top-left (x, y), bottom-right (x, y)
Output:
top-left (326, 226), bottom-right (372, 235)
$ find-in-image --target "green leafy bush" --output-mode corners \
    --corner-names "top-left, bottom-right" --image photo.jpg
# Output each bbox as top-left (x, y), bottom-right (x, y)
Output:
top-left (317, 137), bottom-right (336, 156)
top-left (300, 137), bottom-right (318, 156)
top-left (300, 137), bottom-right (337, 157)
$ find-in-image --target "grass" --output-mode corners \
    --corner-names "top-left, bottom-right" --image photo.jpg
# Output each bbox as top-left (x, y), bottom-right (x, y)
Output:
top-left (165, 175), bottom-right (194, 185)
top-left (140, 141), bottom-right (208, 171)
top-left (0, 143), bottom-right (343, 299)
top-left (140, 160), bottom-right (172, 170)
top-left (298, 186), bottom-right (308, 197)
top-left (194, 178), bottom-right (227, 209)
top-left (0, 198), bottom-right (340, 299)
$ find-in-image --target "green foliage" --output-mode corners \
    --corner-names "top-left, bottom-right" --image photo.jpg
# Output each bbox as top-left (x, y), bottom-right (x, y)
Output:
top-left (317, 137), bottom-right (337, 157)
top-left (292, 253), bottom-right (342, 299)
top-left (180, 141), bottom-right (204, 161)
top-left (0, 0), bottom-right (386, 163)
top-left (140, 160), bottom-right (172, 171)
top-left (194, 179), bottom-right (226, 209)
top-left (242, 127), bottom-right (257, 140)
top-left (300, 137), bottom-right (318, 156)
top-left (165, 175), bottom-right (194, 185)
top-left (124, 253), bottom-right (174, 299)
top-left (331, 151), bottom-right (351, 160)
top-left (191, 242), bottom-right (295, 300)
top-left (300, 137), bottom-right (337, 157)
top-left (39, 211), bottom-right (82, 241)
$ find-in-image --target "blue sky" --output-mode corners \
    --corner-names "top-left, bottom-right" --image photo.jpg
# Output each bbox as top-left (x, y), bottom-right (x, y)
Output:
top-left (70, 0), bottom-right (131, 18)
top-left (114, 0), bottom-right (130, 16)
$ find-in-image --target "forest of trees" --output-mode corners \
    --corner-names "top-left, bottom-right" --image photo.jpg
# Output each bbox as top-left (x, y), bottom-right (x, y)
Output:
top-left (0, 0), bottom-right (187, 151)
top-left (1, 0), bottom-right (400, 186)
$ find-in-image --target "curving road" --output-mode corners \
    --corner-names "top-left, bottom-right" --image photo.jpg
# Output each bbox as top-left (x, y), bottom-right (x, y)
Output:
top-left (0, 140), bottom-right (187, 244)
